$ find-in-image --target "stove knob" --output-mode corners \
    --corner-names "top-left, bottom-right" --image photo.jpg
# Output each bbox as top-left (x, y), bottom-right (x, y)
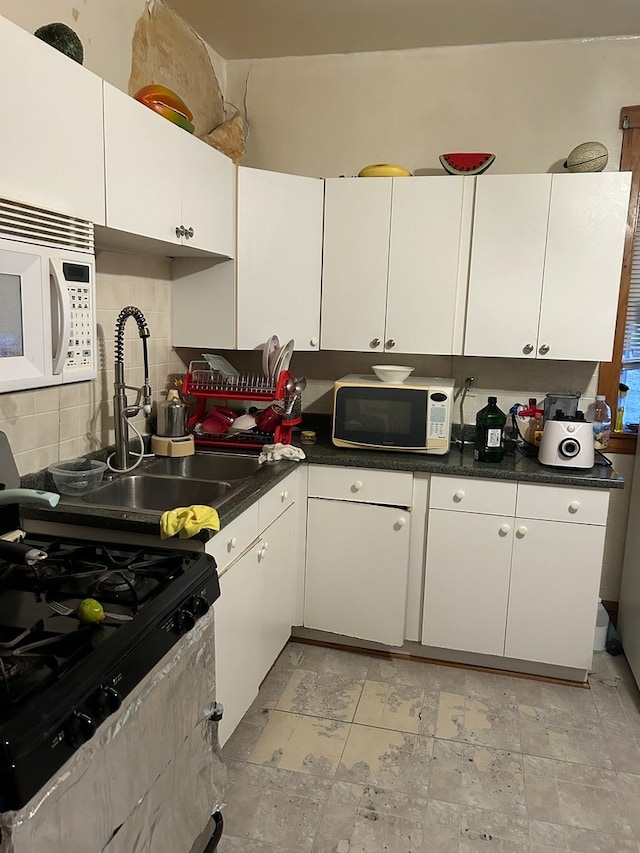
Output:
top-left (189, 595), bottom-right (210, 618)
top-left (65, 711), bottom-right (96, 747)
top-left (173, 608), bottom-right (196, 634)
top-left (93, 685), bottom-right (122, 720)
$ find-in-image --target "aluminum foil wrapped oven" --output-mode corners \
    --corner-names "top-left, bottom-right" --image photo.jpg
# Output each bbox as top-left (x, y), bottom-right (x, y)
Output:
top-left (0, 609), bottom-right (225, 853)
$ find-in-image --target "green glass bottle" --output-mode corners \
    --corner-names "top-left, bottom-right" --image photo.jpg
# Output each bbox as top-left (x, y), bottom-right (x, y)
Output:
top-left (474, 396), bottom-right (506, 462)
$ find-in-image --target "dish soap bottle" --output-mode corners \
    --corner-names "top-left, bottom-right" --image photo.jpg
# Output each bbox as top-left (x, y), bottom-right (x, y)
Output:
top-left (474, 397), bottom-right (506, 462)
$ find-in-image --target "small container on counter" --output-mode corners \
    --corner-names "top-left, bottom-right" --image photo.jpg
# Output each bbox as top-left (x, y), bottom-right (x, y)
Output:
top-left (300, 430), bottom-right (316, 445)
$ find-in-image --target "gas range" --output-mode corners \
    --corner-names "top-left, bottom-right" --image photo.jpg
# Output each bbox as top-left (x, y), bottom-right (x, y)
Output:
top-left (0, 527), bottom-right (219, 810)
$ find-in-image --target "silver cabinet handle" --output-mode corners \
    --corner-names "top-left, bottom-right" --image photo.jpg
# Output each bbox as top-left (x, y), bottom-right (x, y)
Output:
top-left (370, 338), bottom-right (381, 348)
top-left (523, 343), bottom-right (534, 354)
top-left (539, 344), bottom-right (550, 355)
top-left (386, 339), bottom-right (396, 349)
top-left (185, 227), bottom-right (194, 239)
top-left (175, 225), bottom-right (185, 238)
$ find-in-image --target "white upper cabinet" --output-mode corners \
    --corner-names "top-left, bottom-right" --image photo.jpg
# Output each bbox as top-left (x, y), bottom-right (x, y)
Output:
top-left (103, 83), bottom-right (235, 257)
top-left (0, 15), bottom-right (105, 223)
top-left (236, 167), bottom-right (324, 350)
top-left (321, 177), bottom-right (473, 354)
top-left (464, 172), bottom-right (631, 361)
top-left (321, 178), bottom-right (392, 352)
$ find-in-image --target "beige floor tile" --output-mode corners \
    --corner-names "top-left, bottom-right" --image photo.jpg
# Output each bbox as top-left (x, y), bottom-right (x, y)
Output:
top-left (617, 770), bottom-right (640, 836)
top-left (562, 825), bottom-right (638, 852)
top-left (459, 745), bottom-right (526, 816)
top-left (217, 837), bottom-right (284, 852)
top-left (519, 707), bottom-right (612, 767)
top-left (525, 774), bottom-right (563, 824)
top-left (605, 735), bottom-right (640, 774)
top-left (428, 739), bottom-right (464, 803)
top-left (336, 723), bottom-right (434, 797)
top-left (353, 680), bottom-right (425, 733)
top-left (313, 780), bottom-right (430, 853)
top-left (420, 824), bottom-right (460, 852)
top-left (276, 669), bottom-right (364, 721)
top-left (426, 798), bottom-right (461, 827)
top-left (529, 819), bottom-right (567, 848)
top-left (556, 778), bottom-right (632, 836)
top-left (249, 710), bottom-right (350, 777)
top-left (459, 805), bottom-right (529, 851)
top-left (275, 643), bottom-right (372, 679)
top-left (435, 691), bottom-right (466, 740)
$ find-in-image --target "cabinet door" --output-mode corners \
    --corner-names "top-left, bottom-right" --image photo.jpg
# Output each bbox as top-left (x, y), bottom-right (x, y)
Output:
top-left (104, 83), bottom-right (181, 246)
top-left (215, 541), bottom-right (263, 746)
top-left (422, 509), bottom-right (513, 656)
top-left (464, 174), bottom-right (551, 358)
top-left (257, 505), bottom-right (295, 678)
top-left (236, 167), bottom-right (323, 350)
top-left (305, 498), bottom-right (410, 645)
top-left (0, 16), bottom-right (105, 223)
top-left (180, 134), bottom-right (236, 257)
top-left (321, 178), bottom-right (392, 352)
top-left (538, 172), bottom-right (631, 361)
top-left (505, 518), bottom-right (605, 670)
top-left (386, 176), bottom-right (472, 354)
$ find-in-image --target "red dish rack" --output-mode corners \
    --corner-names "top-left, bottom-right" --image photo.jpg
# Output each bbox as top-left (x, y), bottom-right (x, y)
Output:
top-left (182, 361), bottom-right (301, 450)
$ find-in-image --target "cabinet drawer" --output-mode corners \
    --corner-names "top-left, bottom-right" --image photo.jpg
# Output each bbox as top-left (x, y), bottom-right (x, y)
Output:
top-left (516, 483), bottom-right (609, 525)
top-left (205, 503), bottom-right (259, 576)
top-left (429, 475), bottom-right (517, 516)
top-left (259, 471), bottom-right (297, 531)
top-left (307, 465), bottom-right (413, 507)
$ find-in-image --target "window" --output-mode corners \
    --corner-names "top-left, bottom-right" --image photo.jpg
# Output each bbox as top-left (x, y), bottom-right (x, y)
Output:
top-left (598, 105), bottom-right (640, 453)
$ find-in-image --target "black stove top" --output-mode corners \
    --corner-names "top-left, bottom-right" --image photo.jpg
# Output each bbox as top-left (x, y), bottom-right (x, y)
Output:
top-left (0, 530), bottom-right (219, 811)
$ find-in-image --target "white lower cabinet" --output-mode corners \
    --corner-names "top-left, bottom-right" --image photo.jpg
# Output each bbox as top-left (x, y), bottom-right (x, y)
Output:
top-left (422, 476), bottom-right (609, 673)
top-left (304, 466), bottom-right (412, 646)
top-left (213, 474), bottom-right (297, 745)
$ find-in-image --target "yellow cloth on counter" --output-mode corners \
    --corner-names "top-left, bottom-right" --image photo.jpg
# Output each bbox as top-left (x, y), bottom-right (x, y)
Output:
top-left (160, 505), bottom-right (221, 540)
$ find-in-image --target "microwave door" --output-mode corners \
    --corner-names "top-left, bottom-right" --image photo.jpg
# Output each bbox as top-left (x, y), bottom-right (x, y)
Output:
top-left (0, 246), bottom-right (56, 393)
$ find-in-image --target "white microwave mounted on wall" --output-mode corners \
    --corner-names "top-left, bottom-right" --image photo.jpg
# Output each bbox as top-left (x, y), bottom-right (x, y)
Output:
top-left (0, 198), bottom-right (96, 393)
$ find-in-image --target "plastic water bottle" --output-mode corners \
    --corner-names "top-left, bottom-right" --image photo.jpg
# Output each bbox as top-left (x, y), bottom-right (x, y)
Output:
top-left (591, 395), bottom-right (612, 450)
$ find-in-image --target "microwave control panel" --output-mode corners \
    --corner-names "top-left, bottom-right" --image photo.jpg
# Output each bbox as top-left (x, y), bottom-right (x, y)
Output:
top-left (426, 391), bottom-right (451, 441)
top-left (63, 262), bottom-right (95, 378)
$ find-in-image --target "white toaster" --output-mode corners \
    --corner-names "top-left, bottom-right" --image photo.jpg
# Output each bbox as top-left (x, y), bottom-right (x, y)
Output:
top-left (538, 419), bottom-right (595, 469)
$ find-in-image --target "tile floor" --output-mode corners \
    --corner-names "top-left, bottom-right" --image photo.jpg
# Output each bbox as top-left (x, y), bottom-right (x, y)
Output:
top-left (218, 641), bottom-right (640, 852)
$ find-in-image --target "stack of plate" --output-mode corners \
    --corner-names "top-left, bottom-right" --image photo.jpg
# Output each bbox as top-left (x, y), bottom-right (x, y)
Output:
top-left (262, 336), bottom-right (294, 378)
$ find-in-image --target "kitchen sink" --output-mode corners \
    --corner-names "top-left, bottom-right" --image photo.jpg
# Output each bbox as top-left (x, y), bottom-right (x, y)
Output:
top-left (142, 452), bottom-right (261, 482)
top-left (82, 475), bottom-right (233, 512)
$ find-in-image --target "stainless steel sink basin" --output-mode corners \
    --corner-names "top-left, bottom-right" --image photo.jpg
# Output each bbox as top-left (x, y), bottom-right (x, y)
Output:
top-left (82, 475), bottom-right (232, 512)
top-left (142, 453), bottom-right (261, 482)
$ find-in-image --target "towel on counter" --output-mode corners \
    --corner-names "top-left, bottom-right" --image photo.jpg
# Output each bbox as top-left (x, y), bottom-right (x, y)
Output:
top-left (258, 443), bottom-right (306, 464)
top-left (160, 505), bottom-right (221, 540)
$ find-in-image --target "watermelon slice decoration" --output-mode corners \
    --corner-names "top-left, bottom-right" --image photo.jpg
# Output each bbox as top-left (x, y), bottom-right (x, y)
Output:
top-left (439, 152), bottom-right (496, 175)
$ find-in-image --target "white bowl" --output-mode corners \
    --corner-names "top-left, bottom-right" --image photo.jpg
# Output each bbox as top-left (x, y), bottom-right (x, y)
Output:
top-left (371, 365), bottom-right (415, 383)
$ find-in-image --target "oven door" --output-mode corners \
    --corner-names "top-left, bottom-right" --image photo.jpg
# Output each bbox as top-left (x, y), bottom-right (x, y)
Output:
top-left (0, 241), bottom-right (55, 393)
top-left (333, 385), bottom-right (428, 450)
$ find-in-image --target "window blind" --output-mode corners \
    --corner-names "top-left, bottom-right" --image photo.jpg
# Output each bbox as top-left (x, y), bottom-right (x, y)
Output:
top-left (623, 207), bottom-right (640, 368)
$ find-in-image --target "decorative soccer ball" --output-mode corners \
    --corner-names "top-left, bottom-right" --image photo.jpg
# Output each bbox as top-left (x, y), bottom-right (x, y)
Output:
top-left (563, 141), bottom-right (608, 173)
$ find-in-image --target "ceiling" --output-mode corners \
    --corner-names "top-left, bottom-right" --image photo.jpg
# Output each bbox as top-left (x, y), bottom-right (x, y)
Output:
top-left (168, 0), bottom-right (640, 60)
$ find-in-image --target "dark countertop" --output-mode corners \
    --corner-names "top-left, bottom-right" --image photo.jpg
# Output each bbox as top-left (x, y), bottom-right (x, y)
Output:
top-left (20, 420), bottom-right (623, 542)
top-left (299, 429), bottom-right (624, 489)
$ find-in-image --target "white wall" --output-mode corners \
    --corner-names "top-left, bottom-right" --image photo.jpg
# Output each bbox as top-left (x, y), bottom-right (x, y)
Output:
top-left (0, 0), bottom-right (145, 91)
top-left (226, 36), bottom-right (640, 177)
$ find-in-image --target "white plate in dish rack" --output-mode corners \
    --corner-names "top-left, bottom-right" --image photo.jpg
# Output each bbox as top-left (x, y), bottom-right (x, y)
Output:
top-left (270, 339), bottom-right (294, 379)
top-left (262, 335), bottom-right (279, 377)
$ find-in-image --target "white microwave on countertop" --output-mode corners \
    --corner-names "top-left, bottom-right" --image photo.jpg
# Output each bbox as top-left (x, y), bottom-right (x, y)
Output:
top-left (0, 198), bottom-right (96, 393)
top-left (332, 374), bottom-right (454, 454)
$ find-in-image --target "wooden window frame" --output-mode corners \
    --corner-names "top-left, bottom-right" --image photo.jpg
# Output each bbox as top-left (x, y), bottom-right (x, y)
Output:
top-left (598, 105), bottom-right (640, 454)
